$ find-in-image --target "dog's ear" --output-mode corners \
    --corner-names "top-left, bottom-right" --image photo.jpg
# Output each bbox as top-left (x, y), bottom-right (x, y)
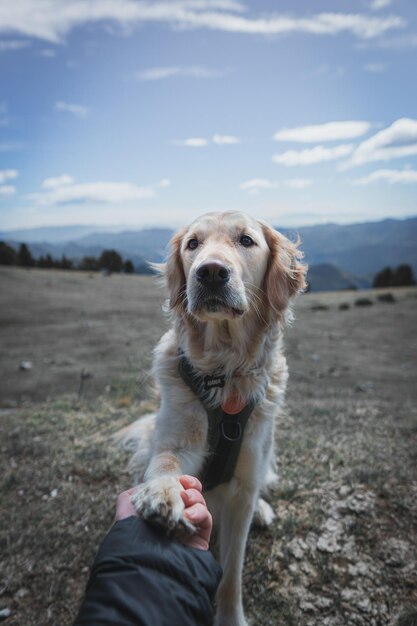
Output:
top-left (166, 228), bottom-right (187, 312)
top-left (261, 223), bottom-right (307, 316)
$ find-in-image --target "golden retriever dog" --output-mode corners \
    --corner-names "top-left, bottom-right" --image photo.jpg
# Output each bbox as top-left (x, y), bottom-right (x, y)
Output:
top-left (125, 211), bottom-right (307, 626)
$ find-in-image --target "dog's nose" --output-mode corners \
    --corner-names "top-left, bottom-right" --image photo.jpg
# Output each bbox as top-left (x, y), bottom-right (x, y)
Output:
top-left (196, 261), bottom-right (230, 287)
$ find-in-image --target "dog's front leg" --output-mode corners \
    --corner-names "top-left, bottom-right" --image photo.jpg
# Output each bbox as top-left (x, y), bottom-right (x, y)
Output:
top-left (215, 486), bottom-right (256, 626)
top-left (131, 451), bottom-right (197, 539)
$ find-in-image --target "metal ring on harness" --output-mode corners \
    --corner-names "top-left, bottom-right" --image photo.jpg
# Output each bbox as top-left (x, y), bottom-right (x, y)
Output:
top-left (221, 420), bottom-right (242, 442)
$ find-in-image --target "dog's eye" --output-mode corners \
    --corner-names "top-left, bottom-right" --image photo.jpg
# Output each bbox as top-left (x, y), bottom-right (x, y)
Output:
top-left (240, 235), bottom-right (255, 247)
top-left (187, 238), bottom-right (199, 250)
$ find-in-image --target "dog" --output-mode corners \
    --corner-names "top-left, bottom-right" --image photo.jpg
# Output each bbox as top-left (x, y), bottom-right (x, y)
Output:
top-left (126, 211), bottom-right (307, 626)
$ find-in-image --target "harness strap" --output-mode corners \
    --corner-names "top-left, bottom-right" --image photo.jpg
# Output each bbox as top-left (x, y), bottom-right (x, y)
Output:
top-left (178, 355), bottom-right (257, 491)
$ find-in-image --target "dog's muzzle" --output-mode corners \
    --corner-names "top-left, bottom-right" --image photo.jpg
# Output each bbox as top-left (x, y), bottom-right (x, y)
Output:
top-left (196, 261), bottom-right (231, 290)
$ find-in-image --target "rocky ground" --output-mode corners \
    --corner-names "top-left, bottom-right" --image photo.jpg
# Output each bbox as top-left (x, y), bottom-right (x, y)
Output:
top-left (0, 267), bottom-right (416, 625)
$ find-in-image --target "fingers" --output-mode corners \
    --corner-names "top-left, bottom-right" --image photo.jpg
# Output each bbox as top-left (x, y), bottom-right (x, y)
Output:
top-left (178, 476), bottom-right (213, 549)
top-left (184, 503), bottom-right (212, 550)
top-left (180, 487), bottom-right (205, 508)
top-left (179, 475), bottom-right (203, 493)
top-left (114, 488), bottom-right (139, 522)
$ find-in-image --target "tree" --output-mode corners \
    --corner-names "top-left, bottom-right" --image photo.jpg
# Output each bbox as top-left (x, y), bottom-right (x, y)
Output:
top-left (79, 256), bottom-right (99, 272)
top-left (392, 264), bottom-right (415, 287)
top-left (373, 264), bottom-right (416, 288)
top-left (37, 254), bottom-right (55, 269)
top-left (123, 259), bottom-right (134, 274)
top-left (59, 255), bottom-right (73, 270)
top-left (373, 267), bottom-right (392, 288)
top-left (17, 243), bottom-right (35, 267)
top-left (98, 249), bottom-right (123, 273)
top-left (0, 241), bottom-right (17, 265)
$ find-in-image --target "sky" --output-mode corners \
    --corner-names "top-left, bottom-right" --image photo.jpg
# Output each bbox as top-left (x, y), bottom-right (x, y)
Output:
top-left (0, 0), bottom-right (416, 231)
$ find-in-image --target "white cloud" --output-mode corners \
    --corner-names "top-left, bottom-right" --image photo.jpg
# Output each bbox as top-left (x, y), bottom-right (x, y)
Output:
top-left (273, 121), bottom-right (371, 143)
top-left (370, 0), bottom-right (392, 10)
top-left (284, 178), bottom-right (313, 189)
top-left (0, 1), bottom-right (405, 43)
top-left (0, 185), bottom-right (16, 196)
top-left (0, 169), bottom-right (18, 183)
top-left (176, 137), bottom-right (209, 147)
top-left (356, 33), bottom-right (417, 50)
top-left (212, 134), bottom-right (240, 145)
top-left (40, 48), bottom-right (56, 57)
top-left (363, 62), bottom-right (387, 73)
top-left (273, 144), bottom-right (354, 166)
top-left (158, 178), bottom-right (171, 188)
top-left (136, 65), bottom-right (225, 81)
top-left (55, 100), bottom-right (89, 118)
top-left (30, 175), bottom-right (157, 205)
top-left (312, 64), bottom-right (345, 79)
top-left (341, 118), bottom-right (417, 169)
top-left (175, 135), bottom-right (239, 147)
top-left (42, 174), bottom-right (74, 189)
top-left (353, 168), bottom-right (417, 185)
top-left (240, 179), bottom-right (278, 194)
top-left (0, 39), bottom-right (30, 51)
top-left (240, 177), bottom-right (312, 193)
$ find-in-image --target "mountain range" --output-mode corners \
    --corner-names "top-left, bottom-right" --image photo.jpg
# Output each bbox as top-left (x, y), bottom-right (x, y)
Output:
top-left (1, 216), bottom-right (416, 291)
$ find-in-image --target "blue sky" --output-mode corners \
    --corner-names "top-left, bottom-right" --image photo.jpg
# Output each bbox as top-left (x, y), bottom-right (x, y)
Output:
top-left (0, 0), bottom-right (416, 230)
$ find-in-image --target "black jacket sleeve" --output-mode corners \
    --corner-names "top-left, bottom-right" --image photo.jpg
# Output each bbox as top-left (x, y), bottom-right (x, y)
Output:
top-left (74, 516), bottom-right (222, 626)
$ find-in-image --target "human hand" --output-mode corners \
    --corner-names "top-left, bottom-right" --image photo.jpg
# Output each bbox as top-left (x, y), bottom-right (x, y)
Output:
top-left (179, 475), bottom-right (212, 550)
top-left (115, 487), bottom-right (138, 522)
top-left (115, 475), bottom-right (212, 550)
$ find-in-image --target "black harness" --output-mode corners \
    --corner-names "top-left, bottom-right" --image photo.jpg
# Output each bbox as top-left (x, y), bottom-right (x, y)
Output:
top-left (178, 354), bottom-right (258, 491)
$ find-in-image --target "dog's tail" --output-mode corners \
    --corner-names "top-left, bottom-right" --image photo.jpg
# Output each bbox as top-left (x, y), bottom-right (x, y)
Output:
top-left (113, 413), bottom-right (156, 483)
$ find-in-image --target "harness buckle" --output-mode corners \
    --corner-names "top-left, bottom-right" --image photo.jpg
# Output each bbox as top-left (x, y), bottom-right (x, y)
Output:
top-left (221, 419), bottom-right (242, 442)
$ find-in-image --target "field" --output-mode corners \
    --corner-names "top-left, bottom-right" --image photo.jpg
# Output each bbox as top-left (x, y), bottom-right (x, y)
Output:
top-left (0, 266), bottom-right (416, 626)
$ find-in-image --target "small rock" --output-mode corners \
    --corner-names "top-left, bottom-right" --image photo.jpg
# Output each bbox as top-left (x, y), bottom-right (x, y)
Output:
top-left (339, 303), bottom-right (350, 310)
top-left (288, 537), bottom-right (307, 560)
top-left (0, 608), bottom-right (11, 620)
top-left (341, 588), bottom-right (357, 602)
top-left (355, 381), bottom-right (374, 392)
top-left (357, 598), bottom-right (372, 613)
top-left (355, 298), bottom-right (373, 307)
top-left (317, 532), bottom-right (341, 553)
top-left (19, 361), bottom-right (32, 371)
top-left (299, 600), bottom-right (316, 612)
top-left (380, 538), bottom-right (410, 567)
top-left (50, 488), bottom-right (58, 498)
top-left (377, 293), bottom-right (395, 303)
top-left (348, 561), bottom-right (371, 577)
top-left (339, 485), bottom-right (352, 497)
top-left (315, 596), bottom-right (333, 609)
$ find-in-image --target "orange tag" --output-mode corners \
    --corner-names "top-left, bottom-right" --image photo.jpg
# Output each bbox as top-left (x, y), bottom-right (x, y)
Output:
top-left (221, 392), bottom-right (246, 415)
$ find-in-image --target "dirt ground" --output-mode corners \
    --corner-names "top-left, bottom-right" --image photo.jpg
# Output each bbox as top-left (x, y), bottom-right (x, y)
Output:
top-left (0, 267), bottom-right (416, 626)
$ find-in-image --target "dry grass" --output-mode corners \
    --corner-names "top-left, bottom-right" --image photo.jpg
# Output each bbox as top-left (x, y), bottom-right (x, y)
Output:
top-left (0, 268), bottom-right (416, 625)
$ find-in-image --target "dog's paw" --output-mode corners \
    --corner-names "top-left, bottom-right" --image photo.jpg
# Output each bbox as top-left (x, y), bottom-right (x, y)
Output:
top-left (131, 476), bottom-right (197, 540)
top-left (252, 497), bottom-right (276, 528)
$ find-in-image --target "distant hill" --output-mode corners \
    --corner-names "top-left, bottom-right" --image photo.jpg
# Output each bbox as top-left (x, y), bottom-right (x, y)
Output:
top-left (0, 225), bottom-right (104, 244)
top-left (280, 217), bottom-right (417, 277)
top-left (306, 264), bottom-right (371, 292)
top-left (2, 216), bottom-right (416, 289)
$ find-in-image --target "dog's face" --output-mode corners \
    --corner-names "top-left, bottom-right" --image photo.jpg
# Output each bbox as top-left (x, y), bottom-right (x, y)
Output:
top-left (166, 211), bottom-right (306, 322)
